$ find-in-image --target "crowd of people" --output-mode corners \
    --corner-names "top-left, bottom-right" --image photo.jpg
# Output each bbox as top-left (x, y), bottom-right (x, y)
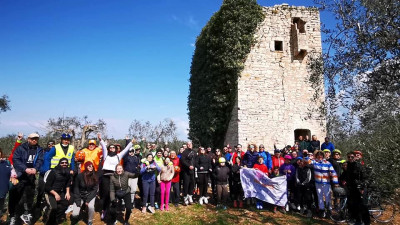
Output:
top-left (0, 133), bottom-right (370, 225)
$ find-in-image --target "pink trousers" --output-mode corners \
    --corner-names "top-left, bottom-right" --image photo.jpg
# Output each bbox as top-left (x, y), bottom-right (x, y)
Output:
top-left (160, 181), bottom-right (172, 209)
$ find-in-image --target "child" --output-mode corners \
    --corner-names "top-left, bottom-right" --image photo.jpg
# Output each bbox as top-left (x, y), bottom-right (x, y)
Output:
top-left (253, 156), bottom-right (269, 209)
top-left (159, 158), bottom-right (174, 211)
top-left (280, 155), bottom-right (296, 211)
top-left (214, 157), bottom-right (230, 209)
top-left (269, 167), bottom-right (285, 213)
top-left (295, 158), bottom-right (313, 217)
top-left (231, 157), bottom-right (244, 208)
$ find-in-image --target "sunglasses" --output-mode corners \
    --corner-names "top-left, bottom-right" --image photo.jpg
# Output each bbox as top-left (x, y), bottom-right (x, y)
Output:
top-left (60, 162), bottom-right (68, 165)
top-left (348, 156), bottom-right (354, 159)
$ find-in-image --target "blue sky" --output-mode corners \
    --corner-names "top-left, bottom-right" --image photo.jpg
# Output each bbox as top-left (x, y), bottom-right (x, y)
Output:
top-left (0, 0), bottom-right (327, 140)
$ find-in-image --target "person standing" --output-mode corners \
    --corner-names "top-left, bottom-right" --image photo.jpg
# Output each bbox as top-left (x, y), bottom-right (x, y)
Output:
top-left (320, 137), bottom-right (335, 153)
top-left (45, 134), bottom-right (75, 172)
top-left (345, 151), bottom-right (370, 225)
top-left (169, 151), bottom-right (181, 207)
top-left (242, 144), bottom-right (259, 168)
top-left (310, 135), bottom-right (321, 151)
top-left (180, 141), bottom-right (196, 206)
top-left (109, 165), bottom-right (137, 225)
top-left (123, 145), bottom-right (141, 207)
top-left (312, 150), bottom-right (339, 218)
top-left (159, 158), bottom-right (174, 211)
top-left (195, 147), bottom-right (211, 205)
top-left (8, 133), bottom-right (44, 225)
top-left (140, 154), bottom-right (161, 214)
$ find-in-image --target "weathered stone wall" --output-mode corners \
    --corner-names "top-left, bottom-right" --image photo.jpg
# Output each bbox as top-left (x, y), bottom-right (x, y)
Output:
top-left (225, 4), bottom-right (326, 150)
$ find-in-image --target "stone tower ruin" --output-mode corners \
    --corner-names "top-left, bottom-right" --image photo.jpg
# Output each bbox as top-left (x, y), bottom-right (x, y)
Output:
top-left (224, 4), bottom-right (326, 150)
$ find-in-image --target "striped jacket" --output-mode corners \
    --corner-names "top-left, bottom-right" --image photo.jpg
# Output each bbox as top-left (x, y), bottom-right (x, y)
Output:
top-left (311, 159), bottom-right (338, 184)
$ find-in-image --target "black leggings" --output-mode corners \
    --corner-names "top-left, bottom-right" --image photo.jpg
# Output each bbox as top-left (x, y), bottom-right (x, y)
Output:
top-left (100, 174), bottom-right (111, 212)
top-left (197, 173), bottom-right (208, 197)
top-left (231, 181), bottom-right (244, 201)
top-left (8, 179), bottom-right (35, 217)
top-left (45, 193), bottom-right (69, 225)
top-left (108, 194), bottom-right (132, 223)
top-left (182, 170), bottom-right (195, 196)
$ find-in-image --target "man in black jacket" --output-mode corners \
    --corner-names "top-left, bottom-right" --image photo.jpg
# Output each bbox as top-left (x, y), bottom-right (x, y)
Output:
top-left (345, 151), bottom-right (370, 225)
top-left (180, 141), bottom-right (195, 205)
top-left (8, 133), bottom-right (44, 225)
top-left (44, 158), bottom-right (72, 225)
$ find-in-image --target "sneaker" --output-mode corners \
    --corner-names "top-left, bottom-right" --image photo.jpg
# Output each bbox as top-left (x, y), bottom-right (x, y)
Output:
top-left (285, 203), bottom-right (290, 212)
top-left (299, 207), bottom-right (305, 215)
top-left (165, 204), bottom-right (169, 211)
top-left (65, 205), bottom-right (73, 214)
top-left (9, 217), bottom-right (16, 225)
top-left (155, 202), bottom-right (159, 209)
top-left (222, 205), bottom-right (227, 210)
top-left (184, 196), bottom-right (189, 206)
top-left (101, 210), bottom-right (106, 220)
top-left (141, 207), bottom-right (147, 214)
top-left (199, 197), bottom-right (203, 205)
top-left (148, 206), bottom-right (155, 214)
top-left (259, 204), bottom-right (263, 210)
top-left (20, 214), bottom-right (32, 224)
top-left (290, 202), bottom-right (297, 210)
top-left (188, 195), bottom-right (193, 204)
top-left (203, 197), bottom-right (208, 204)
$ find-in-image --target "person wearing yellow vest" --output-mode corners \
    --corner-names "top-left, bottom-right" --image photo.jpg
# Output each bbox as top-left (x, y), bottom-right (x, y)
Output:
top-left (44, 134), bottom-right (75, 173)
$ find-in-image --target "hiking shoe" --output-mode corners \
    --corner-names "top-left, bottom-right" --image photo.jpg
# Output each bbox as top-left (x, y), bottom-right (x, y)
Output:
top-left (148, 206), bottom-right (155, 214)
top-left (188, 195), bottom-right (194, 204)
top-left (65, 205), bottom-right (73, 214)
top-left (184, 196), bottom-right (189, 206)
top-left (20, 213), bottom-right (32, 224)
top-left (9, 217), bottom-right (16, 225)
top-left (199, 196), bottom-right (203, 205)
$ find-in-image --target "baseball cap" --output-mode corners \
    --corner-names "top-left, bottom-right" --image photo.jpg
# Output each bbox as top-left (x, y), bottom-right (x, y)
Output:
top-left (28, 133), bottom-right (39, 138)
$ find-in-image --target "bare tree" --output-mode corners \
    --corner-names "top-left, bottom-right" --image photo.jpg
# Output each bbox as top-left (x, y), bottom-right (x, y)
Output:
top-left (128, 118), bottom-right (177, 145)
top-left (46, 115), bottom-right (106, 149)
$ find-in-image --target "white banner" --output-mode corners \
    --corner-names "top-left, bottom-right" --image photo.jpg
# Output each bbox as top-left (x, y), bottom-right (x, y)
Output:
top-left (240, 168), bottom-right (287, 207)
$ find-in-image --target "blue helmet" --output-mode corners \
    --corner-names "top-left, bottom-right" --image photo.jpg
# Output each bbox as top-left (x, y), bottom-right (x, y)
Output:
top-left (61, 133), bottom-right (71, 139)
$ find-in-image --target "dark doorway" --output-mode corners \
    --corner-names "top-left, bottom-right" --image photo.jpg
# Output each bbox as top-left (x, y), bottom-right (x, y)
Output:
top-left (294, 129), bottom-right (311, 142)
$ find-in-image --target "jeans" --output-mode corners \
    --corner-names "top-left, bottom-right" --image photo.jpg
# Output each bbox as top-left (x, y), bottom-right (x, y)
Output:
top-left (142, 180), bottom-right (156, 207)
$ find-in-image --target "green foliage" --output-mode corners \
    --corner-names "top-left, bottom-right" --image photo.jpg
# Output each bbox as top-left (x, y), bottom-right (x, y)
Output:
top-left (334, 114), bottom-right (400, 198)
top-left (188, 0), bottom-right (265, 148)
top-left (0, 94), bottom-right (10, 113)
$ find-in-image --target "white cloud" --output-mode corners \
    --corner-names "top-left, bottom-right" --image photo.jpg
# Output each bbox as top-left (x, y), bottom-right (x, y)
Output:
top-left (171, 117), bottom-right (189, 141)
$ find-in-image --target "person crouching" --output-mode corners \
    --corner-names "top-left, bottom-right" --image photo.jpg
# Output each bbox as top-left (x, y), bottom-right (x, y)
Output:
top-left (44, 158), bottom-right (72, 225)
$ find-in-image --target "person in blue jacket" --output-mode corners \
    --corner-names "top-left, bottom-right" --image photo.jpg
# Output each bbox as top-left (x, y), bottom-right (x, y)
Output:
top-left (258, 144), bottom-right (272, 171)
top-left (8, 133), bottom-right (44, 225)
top-left (242, 144), bottom-right (259, 168)
top-left (320, 137), bottom-right (335, 153)
top-left (0, 148), bottom-right (17, 219)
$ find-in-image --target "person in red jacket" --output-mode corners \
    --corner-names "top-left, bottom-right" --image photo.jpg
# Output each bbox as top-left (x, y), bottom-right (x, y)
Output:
top-left (231, 144), bottom-right (245, 165)
top-left (253, 156), bottom-right (269, 175)
top-left (8, 132), bottom-right (23, 165)
top-left (253, 156), bottom-right (269, 210)
top-left (169, 151), bottom-right (181, 207)
top-left (272, 149), bottom-right (284, 172)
